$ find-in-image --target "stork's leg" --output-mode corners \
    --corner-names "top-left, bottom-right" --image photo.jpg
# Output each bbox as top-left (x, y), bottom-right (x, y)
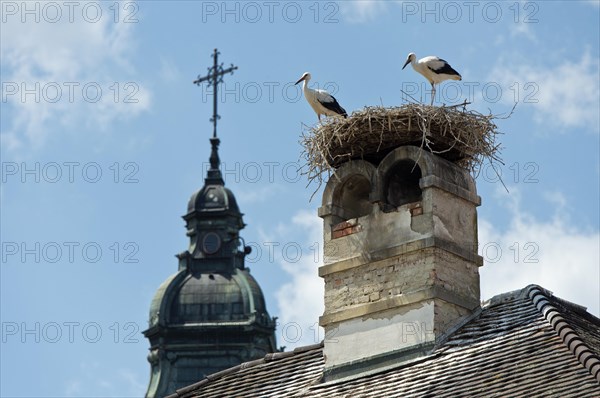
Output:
top-left (318, 114), bottom-right (321, 121)
top-left (431, 84), bottom-right (436, 105)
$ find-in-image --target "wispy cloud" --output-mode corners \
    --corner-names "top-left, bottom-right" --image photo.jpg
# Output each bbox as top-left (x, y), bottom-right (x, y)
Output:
top-left (236, 183), bottom-right (285, 205)
top-left (489, 50), bottom-right (600, 132)
top-left (507, 1), bottom-right (539, 42)
top-left (509, 20), bottom-right (537, 42)
top-left (585, 0), bottom-right (600, 8)
top-left (159, 56), bottom-right (182, 83)
top-left (262, 209), bottom-right (324, 349)
top-left (339, 0), bottom-right (388, 23)
top-left (1, 2), bottom-right (151, 153)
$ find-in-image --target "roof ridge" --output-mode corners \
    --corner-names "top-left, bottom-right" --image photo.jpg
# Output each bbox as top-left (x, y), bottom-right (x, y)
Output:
top-left (166, 342), bottom-right (325, 397)
top-left (481, 284), bottom-right (539, 309)
top-left (294, 341), bottom-right (325, 353)
top-left (527, 285), bottom-right (600, 383)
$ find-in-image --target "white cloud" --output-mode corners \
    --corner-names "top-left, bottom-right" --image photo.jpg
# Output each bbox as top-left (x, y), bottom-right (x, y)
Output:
top-left (479, 186), bottom-right (600, 316)
top-left (509, 20), bottom-right (537, 42)
top-left (266, 209), bottom-right (325, 349)
top-left (236, 184), bottom-right (285, 205)
top-left (159, 56), bottom-right (181, 83)
top-left (339, 0), bottom-right (388, 23)
top-left (507, 1), bottom-right (538, 42)
top-left (488, 50), bottom-right (600, 132)
top-left (1, 1), bottom-right (151, 153)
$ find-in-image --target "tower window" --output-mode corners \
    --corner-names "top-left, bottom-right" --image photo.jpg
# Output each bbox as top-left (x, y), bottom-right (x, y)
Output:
top-left (336, 175), bottom-right (372, 220)
top-left (385, 160), bottom-right (422, 208)
top-left (202, 232), bottom-right (222, 254)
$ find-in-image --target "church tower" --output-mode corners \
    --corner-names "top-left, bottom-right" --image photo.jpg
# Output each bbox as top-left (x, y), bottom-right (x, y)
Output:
top-left (143, 137), bottom-right (277, 397)
top-left (143, 50), bottom-right (277, 398)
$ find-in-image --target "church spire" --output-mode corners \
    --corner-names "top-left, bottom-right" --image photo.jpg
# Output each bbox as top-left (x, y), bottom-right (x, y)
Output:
top-left (143, 50), bottom-right (276, 398)
top-left (193, 48), bottom-right (237, 186)
top-left (205, 137), bottom-right (224, 185)
top-left (193, 48), bottom-right (238, 139)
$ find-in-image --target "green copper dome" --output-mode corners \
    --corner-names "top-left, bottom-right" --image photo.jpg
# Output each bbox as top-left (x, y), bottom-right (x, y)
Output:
top-left (147, 268), bottom-right (272, 328)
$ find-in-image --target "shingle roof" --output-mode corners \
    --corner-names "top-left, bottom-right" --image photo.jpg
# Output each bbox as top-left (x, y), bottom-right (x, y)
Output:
top-left (168, 285), bottom-right (600, 398)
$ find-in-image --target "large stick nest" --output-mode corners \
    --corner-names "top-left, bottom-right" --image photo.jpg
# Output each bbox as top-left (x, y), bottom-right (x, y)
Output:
top-left (301, 102), bottom-right (507, 191)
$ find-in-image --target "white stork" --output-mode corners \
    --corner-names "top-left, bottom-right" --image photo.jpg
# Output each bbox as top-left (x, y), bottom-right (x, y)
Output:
top-left (402, 53), bottom-right (462, 105)
top-left (295, 72), bottom-right (347, 121)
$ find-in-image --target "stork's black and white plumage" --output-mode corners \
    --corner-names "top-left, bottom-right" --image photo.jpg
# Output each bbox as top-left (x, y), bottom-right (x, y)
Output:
top-left (295, 72), bottom-right (347, 120)
top-left (402, 53), bottom-right (462, 105)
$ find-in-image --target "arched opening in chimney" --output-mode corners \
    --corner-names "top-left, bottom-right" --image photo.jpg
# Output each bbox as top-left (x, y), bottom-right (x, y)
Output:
top-left (384, 160), bottom-right (422, 209)
top-left (334, 174), bottom-right (372, 220)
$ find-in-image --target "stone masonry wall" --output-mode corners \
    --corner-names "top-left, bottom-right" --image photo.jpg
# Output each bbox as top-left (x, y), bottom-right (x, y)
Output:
top-left (323, 247), bottom-right (479, 316)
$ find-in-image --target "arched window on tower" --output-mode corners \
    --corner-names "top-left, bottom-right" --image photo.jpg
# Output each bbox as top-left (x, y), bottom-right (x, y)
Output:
top-left (384, 160), bottom-right (422, 210)
top-left (334, 174), bottom-right (372, 221)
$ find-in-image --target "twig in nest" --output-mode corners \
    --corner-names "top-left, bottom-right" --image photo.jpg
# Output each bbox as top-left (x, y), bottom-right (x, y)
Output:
top-left (444, 100), bottom-right (471, 109)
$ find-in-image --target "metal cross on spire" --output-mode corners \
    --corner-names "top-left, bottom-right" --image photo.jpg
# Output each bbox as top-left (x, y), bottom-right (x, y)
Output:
top-left (193, 48), bottom-right (238, 138)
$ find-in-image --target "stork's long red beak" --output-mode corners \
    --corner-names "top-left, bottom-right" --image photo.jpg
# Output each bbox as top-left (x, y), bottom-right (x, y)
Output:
top-left (402, 59), bottom-right (411, 70)
top-left (295, 76), bottom-right (305, 85)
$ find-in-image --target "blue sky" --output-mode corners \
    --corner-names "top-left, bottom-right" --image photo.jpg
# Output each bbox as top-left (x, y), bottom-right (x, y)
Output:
top-left (1, 1), bottom-right (599, 396)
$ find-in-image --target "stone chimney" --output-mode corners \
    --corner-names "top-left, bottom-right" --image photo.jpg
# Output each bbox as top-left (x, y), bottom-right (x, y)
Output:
top-left (318, 145), bottom-right (483, 380)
